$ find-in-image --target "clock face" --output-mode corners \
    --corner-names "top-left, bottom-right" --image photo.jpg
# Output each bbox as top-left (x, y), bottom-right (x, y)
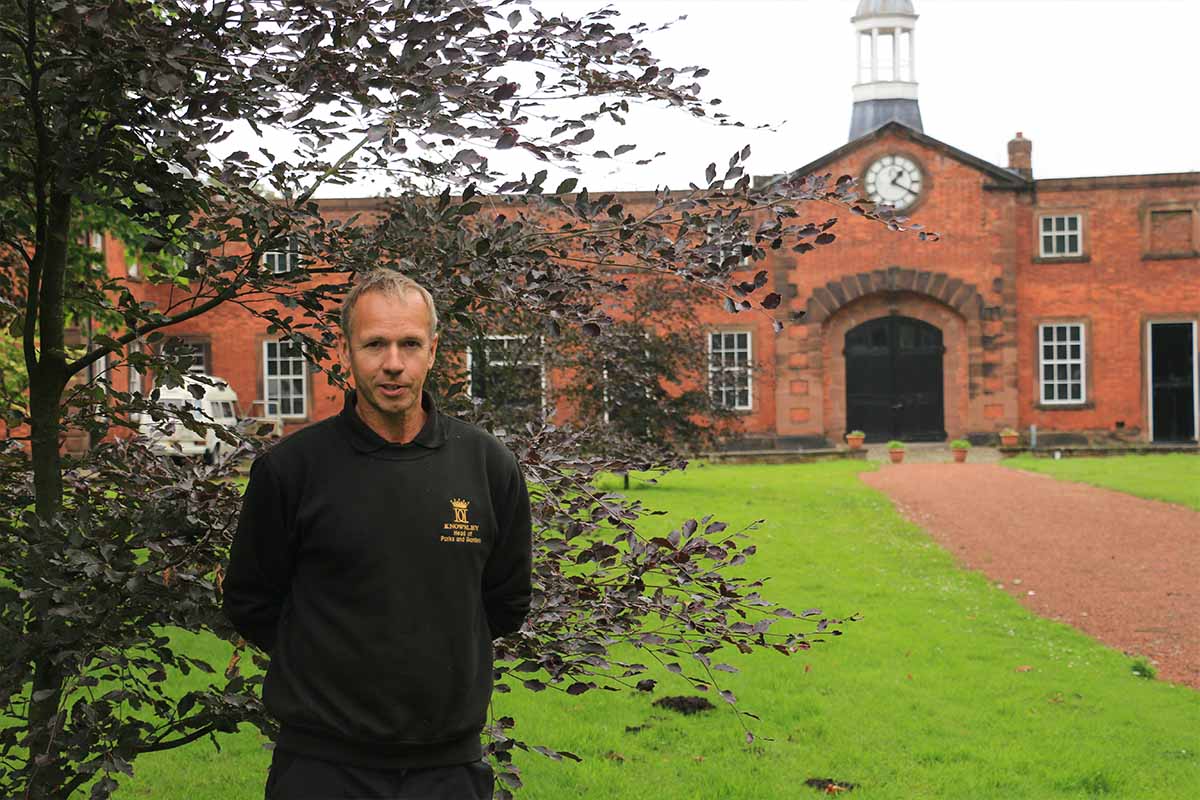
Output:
top-left (864, 155), bottom-right (923, 211)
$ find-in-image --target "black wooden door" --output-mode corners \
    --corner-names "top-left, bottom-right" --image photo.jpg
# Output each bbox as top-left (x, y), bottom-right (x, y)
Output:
top-left (845, 317), bottom-right (946, 442)
top-left (1151, 323), bottom-right (1196, 442)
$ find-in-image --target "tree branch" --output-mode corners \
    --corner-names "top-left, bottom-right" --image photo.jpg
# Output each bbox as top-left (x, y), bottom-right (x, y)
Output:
top-left (134, 722), bottom-right (220, 754)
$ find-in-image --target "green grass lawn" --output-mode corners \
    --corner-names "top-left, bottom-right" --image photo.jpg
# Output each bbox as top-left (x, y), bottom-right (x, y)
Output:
top-left (1003, 453), bottom-right (1200, 510)
top-left (116, 462), bottom-right (1200, 799)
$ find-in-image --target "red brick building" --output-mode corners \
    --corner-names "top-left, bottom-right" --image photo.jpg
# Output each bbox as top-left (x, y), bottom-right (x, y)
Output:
top-left (97, 0), bottom-right (1199, 449)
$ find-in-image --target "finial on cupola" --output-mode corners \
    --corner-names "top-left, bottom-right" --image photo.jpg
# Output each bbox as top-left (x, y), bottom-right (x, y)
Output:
top-left (849, 0), bottom-right (923, 141)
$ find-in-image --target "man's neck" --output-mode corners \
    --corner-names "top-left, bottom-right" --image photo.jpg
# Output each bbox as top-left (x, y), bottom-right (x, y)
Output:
top-left (355, 394), bottom-right (426, 444)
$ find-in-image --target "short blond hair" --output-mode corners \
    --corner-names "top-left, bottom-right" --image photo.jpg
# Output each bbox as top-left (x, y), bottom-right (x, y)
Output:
top-left (340, 268), bottom-right (438, 339)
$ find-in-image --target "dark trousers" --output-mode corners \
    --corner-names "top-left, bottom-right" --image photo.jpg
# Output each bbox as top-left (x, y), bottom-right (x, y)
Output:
top-left (265, 749), bottom-right (494, 800)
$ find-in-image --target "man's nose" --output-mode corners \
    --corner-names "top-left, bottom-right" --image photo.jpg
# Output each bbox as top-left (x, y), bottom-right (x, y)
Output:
top-left (382, 344), bottom-right (406, 372)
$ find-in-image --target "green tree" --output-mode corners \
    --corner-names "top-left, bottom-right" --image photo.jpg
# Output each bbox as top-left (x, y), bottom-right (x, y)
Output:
top-left (0, 1), bottom-right (918, 797)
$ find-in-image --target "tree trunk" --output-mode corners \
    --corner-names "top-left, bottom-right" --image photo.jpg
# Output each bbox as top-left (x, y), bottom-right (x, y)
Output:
top-left (24, 192), bottom-right (72, 799)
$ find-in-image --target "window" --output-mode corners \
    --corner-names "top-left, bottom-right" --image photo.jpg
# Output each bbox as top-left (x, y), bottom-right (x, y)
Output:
top-left (128, 258), bottom-right (140, 279)
top-left (165, 338), bottom-right (210, 375)
top-left (264, 339), bottom-right (307, 418)
top-left (128, 341), bottom-right (143, 396)
top-left (88, 231), bottom-right (104, 253)
top-left (467, 335), bottom-right (544, 414)
top-left (264, 238), bottom-right (301, 274)
top-left (706, 222), bottom-right (751, 266)
top-left (1039, 323), bottom-right (1086, 405)
top-left (709, 331), bottom-right (752, 410)
top-left (1039, 215), bottom-right (1082, 257)
top-left (87, 353), bottom-right (108, 385)
top-left (600, 344), bottom-right (654, 428)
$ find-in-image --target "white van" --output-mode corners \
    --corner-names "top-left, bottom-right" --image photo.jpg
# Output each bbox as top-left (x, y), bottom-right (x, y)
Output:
top-left (139, 375), bottom-right (245, 464)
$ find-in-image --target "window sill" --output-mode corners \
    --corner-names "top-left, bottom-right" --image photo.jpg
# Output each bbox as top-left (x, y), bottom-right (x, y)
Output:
top-left (1034, 402), bottom-right (1094, 412)
top-left (1143, 251), bottom-right (1200, 261)
top-left (1032, 255), bottom-right (1090, 264)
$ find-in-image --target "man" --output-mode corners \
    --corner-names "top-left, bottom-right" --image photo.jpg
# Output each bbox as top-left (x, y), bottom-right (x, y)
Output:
top-left (224, 270), bottom-right (532, 799)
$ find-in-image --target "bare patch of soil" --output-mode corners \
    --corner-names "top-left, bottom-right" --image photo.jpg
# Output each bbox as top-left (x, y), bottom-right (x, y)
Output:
top-left (652, 696), bottom-right (716, 715)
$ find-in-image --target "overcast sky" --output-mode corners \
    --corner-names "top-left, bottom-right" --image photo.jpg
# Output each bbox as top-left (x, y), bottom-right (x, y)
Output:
top-left (306, 0), bottom-right (1199, 197)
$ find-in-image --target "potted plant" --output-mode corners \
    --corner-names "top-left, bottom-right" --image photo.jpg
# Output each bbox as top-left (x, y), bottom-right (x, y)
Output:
top-left (846, 430), bottom-right (866, 450)
top-left (887, 440), bottom-right (905, 464)
top-left (950, 439), bottom-right (971, 463)
top-left (999, 427), bottom-right (1019, 448)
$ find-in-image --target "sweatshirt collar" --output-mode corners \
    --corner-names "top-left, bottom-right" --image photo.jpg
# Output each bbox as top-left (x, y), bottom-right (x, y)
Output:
top-left (338, 390), bottom-right (446, 454)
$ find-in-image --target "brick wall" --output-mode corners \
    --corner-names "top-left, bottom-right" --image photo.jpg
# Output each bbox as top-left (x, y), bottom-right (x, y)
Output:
top-left (1018, 177), bottom-right (1200, 441)
top-left (110, 150), bottom-right (1199, 446)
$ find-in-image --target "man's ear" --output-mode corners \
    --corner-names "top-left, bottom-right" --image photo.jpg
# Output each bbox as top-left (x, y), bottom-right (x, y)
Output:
top-left (429, 333), bottom-right (439, 364)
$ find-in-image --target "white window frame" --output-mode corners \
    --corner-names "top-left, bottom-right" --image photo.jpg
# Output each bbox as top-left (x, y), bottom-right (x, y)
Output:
top-left (263, 238), bottom-right (301, 275)
top-left (128, 341), bottom-right (143, 396)
top-left (600, 337), bottom-right (654, 425)
top-left (706, 222), bottom-right (751, 266)
top-left (263, 338), bottom-right (308, 419)
top-left (1038, 323), bottom-right (1086, 405)
top-left (167, 339), bottom-right (209, 375)
top-left (1039, 214), bottom-right (1083, 258)
top-left (708, 330), bottom-right (753, 411)
top-left (465, 334), bottom-right (545, 413)
top-left (87, 353), bottom-right (109, 385)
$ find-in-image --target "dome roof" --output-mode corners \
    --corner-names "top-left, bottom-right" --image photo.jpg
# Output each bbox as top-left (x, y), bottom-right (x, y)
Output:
top-left (855, 0), bottom-right (916, 16)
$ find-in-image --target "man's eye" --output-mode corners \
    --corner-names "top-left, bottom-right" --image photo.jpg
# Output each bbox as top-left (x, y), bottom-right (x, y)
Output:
top-left (365, 341), bottom-right (383, 349)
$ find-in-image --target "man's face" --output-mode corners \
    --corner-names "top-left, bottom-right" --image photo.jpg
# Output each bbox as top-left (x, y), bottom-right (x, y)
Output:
top-left (340, 290), bottom-right (438, 422)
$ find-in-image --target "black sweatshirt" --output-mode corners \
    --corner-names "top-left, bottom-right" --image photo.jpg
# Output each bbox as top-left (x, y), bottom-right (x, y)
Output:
top-left (223, 391), bottom-right (532, 769)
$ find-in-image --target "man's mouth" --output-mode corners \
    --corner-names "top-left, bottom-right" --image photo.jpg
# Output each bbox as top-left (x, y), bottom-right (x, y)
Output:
top-left (378, 383), bottom-right (408, 396)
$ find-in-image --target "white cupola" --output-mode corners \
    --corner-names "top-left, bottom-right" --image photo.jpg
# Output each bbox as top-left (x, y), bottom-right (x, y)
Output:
top-left (849, 0), bottom-right (923, 140)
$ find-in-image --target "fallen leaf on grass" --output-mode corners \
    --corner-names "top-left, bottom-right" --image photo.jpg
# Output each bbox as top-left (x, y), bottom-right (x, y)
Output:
top-left (1015, 665), bottom-right (1034, 673)
top-left (604, 751), bottom-right (625, 763)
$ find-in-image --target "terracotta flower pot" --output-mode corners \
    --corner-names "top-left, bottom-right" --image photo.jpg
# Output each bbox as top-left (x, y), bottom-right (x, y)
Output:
top-left (847, 435), bottom-right (865, 450)
top-left (1000, 434), bottom-right (1019, 448)
top-left (888, 449), bottom-right (904, 464)
top-left (952, 448), bottom-right (968, 463)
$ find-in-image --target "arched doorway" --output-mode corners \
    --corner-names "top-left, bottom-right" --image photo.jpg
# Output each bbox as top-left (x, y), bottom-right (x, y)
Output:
top-left (845, 316), bottom-right (946, 441)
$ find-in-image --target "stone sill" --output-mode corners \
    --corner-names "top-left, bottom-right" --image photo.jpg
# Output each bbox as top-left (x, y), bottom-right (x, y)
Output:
top-left (1031, 255), bottom-right (1090, 265)
top-left (1034, 403), bottom-right (1094, 412)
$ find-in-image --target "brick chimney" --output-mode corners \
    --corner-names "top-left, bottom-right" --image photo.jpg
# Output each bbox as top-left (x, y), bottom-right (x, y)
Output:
top-left (1008, 132), bottom-right (1032, 178)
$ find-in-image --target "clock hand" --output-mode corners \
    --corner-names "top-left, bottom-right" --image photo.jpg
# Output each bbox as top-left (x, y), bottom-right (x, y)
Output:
top-left (890, 169), bottom-right (910, 190)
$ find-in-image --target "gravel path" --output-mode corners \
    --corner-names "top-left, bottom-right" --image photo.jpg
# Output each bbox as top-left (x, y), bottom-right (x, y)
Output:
top-left (860, 462), bottom-right (1200, 689)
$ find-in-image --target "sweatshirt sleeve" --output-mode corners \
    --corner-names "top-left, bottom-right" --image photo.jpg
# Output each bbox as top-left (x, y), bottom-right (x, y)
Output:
top-left (482, 459), bottom-right (532, 639)
top-left (223, 456), bottom-right (294, 653)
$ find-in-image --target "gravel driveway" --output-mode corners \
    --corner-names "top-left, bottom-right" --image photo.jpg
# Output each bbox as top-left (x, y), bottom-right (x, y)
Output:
top-left (861, 462), bottom-right (1199, 689)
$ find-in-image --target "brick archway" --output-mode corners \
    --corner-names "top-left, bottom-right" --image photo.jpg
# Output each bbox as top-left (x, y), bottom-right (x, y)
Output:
top-left (822, 293), bottom-right (973, 442)
top-left (801, 266), bottom-right (984, 325)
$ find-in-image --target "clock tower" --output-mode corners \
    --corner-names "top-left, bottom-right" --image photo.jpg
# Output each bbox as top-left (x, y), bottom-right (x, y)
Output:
top-left (849, 0), bottom-right (923, 141)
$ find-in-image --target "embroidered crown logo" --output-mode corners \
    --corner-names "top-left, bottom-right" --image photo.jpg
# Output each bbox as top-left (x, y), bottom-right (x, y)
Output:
top-left (451, 498), bottom-right (470, 524)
